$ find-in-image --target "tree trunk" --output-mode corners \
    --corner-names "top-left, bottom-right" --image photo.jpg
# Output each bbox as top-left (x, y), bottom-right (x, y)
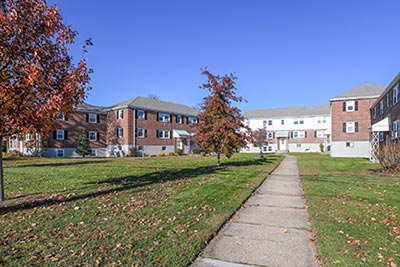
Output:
top-left (259, 148), bottom-right (264, 159)
top-left (217, 152), bottom-right (221, 167)
top-left (0, 136), bottom-right (5, 201)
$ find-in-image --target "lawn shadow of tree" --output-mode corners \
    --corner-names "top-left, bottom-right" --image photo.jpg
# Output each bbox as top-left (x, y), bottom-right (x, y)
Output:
top-left (0, 158), bottom-right (273, 214)
top-left (14, 160), bottom-right (111, 168)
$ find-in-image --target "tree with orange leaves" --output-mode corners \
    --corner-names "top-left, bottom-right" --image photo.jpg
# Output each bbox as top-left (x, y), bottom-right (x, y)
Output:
top-left (0, 0), bottom-right (92, 201)
top-left (195, 69), bottom-right (248, 166)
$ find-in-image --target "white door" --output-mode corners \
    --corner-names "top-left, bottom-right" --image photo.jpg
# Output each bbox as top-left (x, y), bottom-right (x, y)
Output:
top-left (279, 138), bottom-right (287, 151)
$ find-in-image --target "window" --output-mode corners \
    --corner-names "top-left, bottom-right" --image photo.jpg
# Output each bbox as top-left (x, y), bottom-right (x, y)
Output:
top-left (346, 142), bottom-right (354, 148)
top-left (90, 149), bottom-right (97, 157)
top-left (343, 122), bottom-right (359, 133)
top-left (393, 85), bottom-right (399, 105)
top-left (267, 132), bottom-right (274, 139)
top-left (88, 113), bottom-right (97, 123)
top-left (117, 127), bottom-right (124, 138)
top-left (294, 120), bottom-right (298, 125)
top-left (268, 146), bottom-right (272, 152)
top-left (158, 130), bottom-right (170, 139)
top-left (281, 119), bottom-right (284, 125)
top-left (35, 133), bottom-right (40, 140)
top-left (162, 146), bottom-right (167, 151)
top-left (188, 117), bottom-right (198, 124)
top-left (137, 110), bottom-right (146, 120)
top-left (138, 146), bottom-right (143, 151)
top-left (158, 113), bottom-right (171, 122)
top-left (25, 133), bottom-right (31, 141)
top-left (263, 120), bottom-right (267, 127)
top-left (137, 128), bottom-right (146, 138)
top-left (56, 130), bottom-right (65, 140)
top-left (56, 149), bottom-right (64, 158)
top-left (315, 131), bottom-right (324, 138)
top-left (299, 119), bottom-right (304, 124)
top-left (89, 131), bottom-right (98, 141)
top-left (268, 120), bottom-right (272, 126)
top-left (117, 110), bottom-right (124, 119)
top-left (379, 132), bottom-right (384, 142)
top-left (372, 107), bottom-right (376, 119)
top-left (57, 113), bottom-right (65, 121)
top-left (392, 121), bottom-right (398, 139)
top-left (176, 115), bottom-right (183, 124)
top-left (343, 101), bottom-right (358, 112)
top-left (292, 131), bottom-right (306, 138)
top-left (262, 146), bottom-right (267, 152)
top-left (379, 101), bottom-right (384, 115)
top-left (296, 144), bottom-right (301, 147)
top-left (387, 94), bottom-right (390, 107)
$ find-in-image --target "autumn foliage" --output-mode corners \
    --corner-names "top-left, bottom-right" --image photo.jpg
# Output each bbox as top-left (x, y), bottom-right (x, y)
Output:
top-left (0, 0), bottom-right (92, 200)
top-left (195, 70), bottom-right (248, 166)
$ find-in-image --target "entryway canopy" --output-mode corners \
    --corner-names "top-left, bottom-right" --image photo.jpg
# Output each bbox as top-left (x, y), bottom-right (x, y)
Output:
top-left (275, 130), bottom-right (289, 138)
top-left (370, 117), bottom-right (389, 132)
top-left (173, 129), bottom-right (192, 138)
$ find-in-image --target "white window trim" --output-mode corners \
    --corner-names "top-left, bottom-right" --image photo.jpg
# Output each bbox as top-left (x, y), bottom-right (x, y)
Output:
top-left (56, 149), bottom-right (64, 158)
top-left (158, 113), bottom-right (171, 123)
top-left (57, 113), bottom-right (65, 121)
top-left (188, 117), bottom-right (198, 124)
top-left (117, 110), bottom-right (124, 120)
top-left (346, 122), bottom-right (355, 133)
top-left (267, 132), bottom-right (274, 139)
top-left (158, 130), bottom-right (170, 139)
top-left (387, 94), bottom-right (390, 107)
top-left (316, 131), bottom-right (324, 138)
top-left (90, 149), bottom-right (97, 157)
top-left (137, 128), bottom-right (146, 138)
top-left (117, 127), bottom-right (124, 138)
top-left (177, 115), bottom-right (183, 124)
top-left (293, 131), bottom-right (305, 139)
top-left (267, 120), bottom-right (272, 126)
top-left (25, 133), bottom-right (31, 141)
top-left (88, 114), bottom-right (97, 123)
top-left (379, 101), bottom-right (384, 115)
top-left (393, 86), bottom-right (399, 105)
top-left (56, 130), bottom-right (65, 140)
top-left (346, 101), bottom-right (355, 112)
top-left (89, 131), bottom-right (98, 141)
top-left (392, 121), bottom-right (398, 139)
top-left (137, 110), bottom-right (145, 120)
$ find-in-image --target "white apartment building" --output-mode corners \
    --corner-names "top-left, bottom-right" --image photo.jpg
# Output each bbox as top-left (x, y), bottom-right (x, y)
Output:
top-left (243, 105), bottom-right (331, 153)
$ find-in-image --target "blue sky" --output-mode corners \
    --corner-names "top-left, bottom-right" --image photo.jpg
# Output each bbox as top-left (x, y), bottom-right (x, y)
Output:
top-left (49, 0), bottom-right (400, 111)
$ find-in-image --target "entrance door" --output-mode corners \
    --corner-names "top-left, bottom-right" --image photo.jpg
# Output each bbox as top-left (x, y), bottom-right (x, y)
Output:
top-left (279, 138), bottom-right (287, 151)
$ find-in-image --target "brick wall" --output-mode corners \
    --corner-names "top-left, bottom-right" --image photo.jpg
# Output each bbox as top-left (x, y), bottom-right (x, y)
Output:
top-left (331, 98), bottom-right (378, 142)
top-left (48, 111), bottom-right (107, 148)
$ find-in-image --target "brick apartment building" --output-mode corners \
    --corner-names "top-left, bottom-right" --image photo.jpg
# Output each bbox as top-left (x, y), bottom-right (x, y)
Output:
top-left (243, 105), bottom-right (331, 153)
top-left (370, 73), bottom-right (400, 161)
top-left (330, 83), bottom-right (385, 158)
top-left (7, 97), bottom-right (198, 157)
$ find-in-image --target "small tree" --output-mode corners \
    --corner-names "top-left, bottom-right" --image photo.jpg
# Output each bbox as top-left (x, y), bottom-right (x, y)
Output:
top-left (251, 128), bottom-right (268, 159)
top-left (195, 69), bottom-right (248, 166)
top-left (76, 133), bottom-right (91, 157)
top-left (0, 0), bottom-right (92, 201)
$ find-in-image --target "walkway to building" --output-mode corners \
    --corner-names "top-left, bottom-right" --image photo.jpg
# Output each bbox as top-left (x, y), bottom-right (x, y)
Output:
top-left (191, 155), bottom-right (319, 267)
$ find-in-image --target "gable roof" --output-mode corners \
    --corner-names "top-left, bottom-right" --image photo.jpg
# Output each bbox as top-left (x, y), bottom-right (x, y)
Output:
top-left (74, 102), bottom-right (108, 114)
top-left (111, 96), bottom-right (198, 116)
top-left (244, 105), bottom-right (330, 119)
top-left (330, 83), bottom-right (385, 101)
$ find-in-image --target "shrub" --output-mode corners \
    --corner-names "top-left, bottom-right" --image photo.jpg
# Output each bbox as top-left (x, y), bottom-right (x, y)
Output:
top-left (147, 153), bottom-right (156, 158)
top-left (167, 152), bottom-right (175, 156)
top-left (192, 148), bottom-right (202, 154)
top-left (8, 150), bottom-right (24, 157)
top-left (319, 143), bottom-right (324, 153)
top-left (128, 147), bottom-right (137, 157)
top-left (376, 141), bottom-right (400, 173)
top-left (176, 149), bottom-right (183, 156)
top-left (157, 152), bottom-right (165, 157)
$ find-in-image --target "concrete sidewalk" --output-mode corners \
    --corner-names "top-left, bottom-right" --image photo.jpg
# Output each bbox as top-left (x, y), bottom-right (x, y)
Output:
top-left (191, 155), bottom-right (319, 267)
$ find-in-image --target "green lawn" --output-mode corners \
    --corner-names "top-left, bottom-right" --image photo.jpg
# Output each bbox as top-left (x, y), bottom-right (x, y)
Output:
top-left (296, 153), bottom-right (400, 267)
top-left (0, 154), bottom-right (282, 266)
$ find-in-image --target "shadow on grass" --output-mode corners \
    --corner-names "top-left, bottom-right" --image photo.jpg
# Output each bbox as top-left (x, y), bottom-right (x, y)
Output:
top-left (0, 158), bottom-right (273, 214)
top-left (15, 160), bottom-right (111, 168)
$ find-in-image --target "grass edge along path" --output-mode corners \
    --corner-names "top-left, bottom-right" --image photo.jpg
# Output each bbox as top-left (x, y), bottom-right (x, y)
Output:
top-left (0, 153), bottom-right (282, 266)
top-left (296, 153), bottom-right (400, 267)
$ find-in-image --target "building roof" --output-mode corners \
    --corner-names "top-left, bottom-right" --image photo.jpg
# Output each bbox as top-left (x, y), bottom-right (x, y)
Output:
top-left (244, 105), bottom-right (330, 119)
top-left (330, 83), bottom-right (385, 101)
top-left (111, 96), bottom-right (198, 116)
top-left (74, 102), bottom-right (108, 114)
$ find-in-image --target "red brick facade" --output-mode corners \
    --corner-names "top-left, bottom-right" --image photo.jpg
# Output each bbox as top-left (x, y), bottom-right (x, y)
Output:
top-left (331, 98), bottom-right (378, 142)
